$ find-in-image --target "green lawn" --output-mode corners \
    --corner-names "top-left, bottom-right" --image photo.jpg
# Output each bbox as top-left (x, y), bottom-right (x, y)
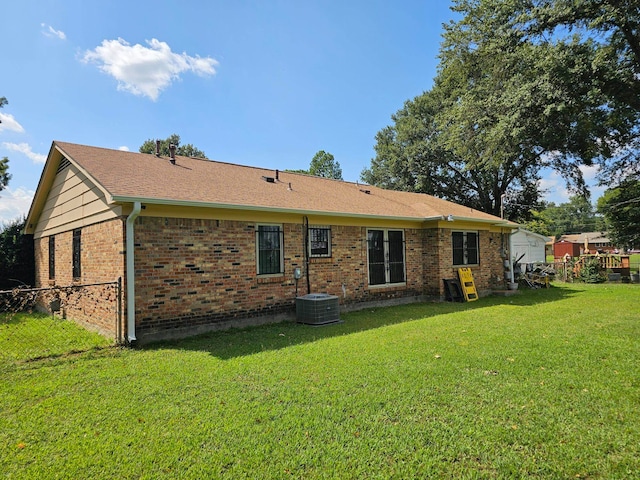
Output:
top-left (1, 283), bottom-right (639, 478)
top-left (0, 312), bottom-right (112, 363)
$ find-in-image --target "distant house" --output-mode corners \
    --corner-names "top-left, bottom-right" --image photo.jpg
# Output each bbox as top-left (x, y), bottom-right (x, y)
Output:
top-left (510, 229), bottom-right (551, 264)
top-left (545, 236), bottom-right (555, 260)
top-left (553, 232), bottom-right (616, 259)
top-left (26, 141), bottom-right (517, 343)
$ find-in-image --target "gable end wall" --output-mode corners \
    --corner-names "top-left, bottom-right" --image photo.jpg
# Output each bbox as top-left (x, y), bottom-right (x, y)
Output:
top-left (34, 218), bottom-right (125, 337)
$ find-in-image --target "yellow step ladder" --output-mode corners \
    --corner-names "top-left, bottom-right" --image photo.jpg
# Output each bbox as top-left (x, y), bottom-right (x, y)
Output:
top-left (457, 267), bottom-right (478, 302)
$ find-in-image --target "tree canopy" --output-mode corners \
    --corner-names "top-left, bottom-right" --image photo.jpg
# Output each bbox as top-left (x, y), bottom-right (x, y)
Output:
top-left (361, 88), bottom-right (543, 220)
top-left (0, 216), bottom-right (34, 289)
top-left (139, 134), bottom-right (207, 159)
top-left (0, 97), bottom-right (11, 192)
top-left (445, 0), bottom-right (640, 183)
top-left (309, 151), bottom-right (342, 180)
top-left (524, 196), bottom-right (604, 238)
top-left (286, 151), bottom-right (343, 180)
top-left (0, 157), bottom-right (9, 193)
top-left (597, 176), bottom-right (640, 249)
top-left (362, 0), bottom-right (640, 219)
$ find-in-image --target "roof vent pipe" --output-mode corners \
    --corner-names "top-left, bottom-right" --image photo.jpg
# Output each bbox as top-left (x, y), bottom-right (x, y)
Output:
top-left (275, 169), bottom-right (279, 180)
top-left (155, 140), bottom-right (161, 157)
top-left (169, 143), bottom-right (176, 164)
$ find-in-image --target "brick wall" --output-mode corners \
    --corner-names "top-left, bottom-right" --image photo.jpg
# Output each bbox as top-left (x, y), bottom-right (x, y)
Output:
top-left (425, 229), bottom-right (506, 295)
top-left (34, 218), bottom-right (125, 337)
top-left (35, 215), bottom-right (509, 341)
top-left (133, 219), bottom-right (433, 338)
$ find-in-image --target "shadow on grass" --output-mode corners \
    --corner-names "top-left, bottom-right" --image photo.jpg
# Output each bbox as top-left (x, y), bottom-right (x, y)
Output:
top-left (145, 283), bottom-right (583, 360)
top-left (0, 312), bottom-right (115, 368)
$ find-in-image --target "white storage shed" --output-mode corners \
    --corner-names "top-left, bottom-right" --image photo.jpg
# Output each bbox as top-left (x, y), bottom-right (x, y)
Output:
top-left (511, 229), bottom-right (551, 264)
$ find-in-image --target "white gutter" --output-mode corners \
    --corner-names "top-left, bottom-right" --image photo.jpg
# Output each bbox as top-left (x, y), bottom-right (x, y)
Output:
top-left (126, 201), bottom-right (142, 344)
top-left (111, 195), bottom-right (515, 227)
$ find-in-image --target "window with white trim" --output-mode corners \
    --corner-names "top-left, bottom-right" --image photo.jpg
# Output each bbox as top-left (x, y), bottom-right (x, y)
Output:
top-left (367, 229), bottom-right (405, 286)
top-left (256, 225), bottom-right (284, 275)
top-left (452, 231), bottom-right (479, 266)
top-left (309, 226), bottom-right (331, 257)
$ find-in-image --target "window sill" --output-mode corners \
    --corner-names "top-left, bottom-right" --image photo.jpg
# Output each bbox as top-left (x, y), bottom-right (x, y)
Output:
top-left (310, 257), bottom-right (333, 264)
top-left (368, 282), bottom-right (406, 290)
top-left (257, 275), bottom-right (285, 284)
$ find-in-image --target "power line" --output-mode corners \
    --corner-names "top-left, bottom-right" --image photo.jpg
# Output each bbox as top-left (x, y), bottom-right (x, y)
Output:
top-left (597, 196), bottom-right (640, 211)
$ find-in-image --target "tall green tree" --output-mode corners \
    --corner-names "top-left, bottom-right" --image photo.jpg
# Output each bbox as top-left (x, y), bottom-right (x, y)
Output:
top-left (139, 134), bottom-right (207, 159)
top-left (598, 177), bottom-right (640, 249)
top-left (520, 208), bottom-right (554, 237)
top-left (0, 217), bottom-right (34, 289)
top-left (364, 0), bottom-right (640, 220)
top-left (542, 196), bottom-right (604, 237)
top-left (362, 83), bottom-right (544, 220)
top-left (0, 97), bottom-right (11, 192)
top-left (445, 0), bottom-right (640, 183)
top-left (0, 157), bottom-right (9, 193)
top-left (309, 151), bottom-right (342, 180)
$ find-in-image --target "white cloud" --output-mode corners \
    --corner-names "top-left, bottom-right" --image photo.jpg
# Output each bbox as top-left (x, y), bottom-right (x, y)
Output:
top-left (1, 142), bottom-right (47, 164)
top-left (82, 38), bottom-right (218, 101)
top-left (0, 186), bottom-right (34, 224)
top-left (118, 145), bottom-right (130, 151)
top-left (41, 23), bottom-right (66, 40)
top-left (540, 171), bottom-right (570, 204)
top-left (540, 164), bottom-right (605, 204)
top-left (580, 164), bottom-right (599, 183)
top-left (0, 113), bottom-right (25, 133)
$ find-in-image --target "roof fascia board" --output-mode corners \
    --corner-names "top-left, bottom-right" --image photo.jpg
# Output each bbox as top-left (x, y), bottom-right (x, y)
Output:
top-left (25, 142), bottom-right (60, 233)
top-left (113, 196), bottom-right (426, 223)
top-left (112, 196), bottom-right (514, 227)
top-left (452, 216), bottom-right (516, 227)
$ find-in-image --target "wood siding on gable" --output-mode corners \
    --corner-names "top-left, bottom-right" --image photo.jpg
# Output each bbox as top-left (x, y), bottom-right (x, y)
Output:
top-left (33, 162), bottom-right (121, 239)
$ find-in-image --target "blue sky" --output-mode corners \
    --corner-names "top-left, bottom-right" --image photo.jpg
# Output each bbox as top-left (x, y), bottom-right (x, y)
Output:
top-left (0, 0), bottom-right (603, 224)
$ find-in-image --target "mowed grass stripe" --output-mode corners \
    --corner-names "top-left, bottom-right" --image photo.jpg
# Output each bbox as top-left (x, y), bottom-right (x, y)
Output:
top-left (1, 283), bottom-right (638, 478)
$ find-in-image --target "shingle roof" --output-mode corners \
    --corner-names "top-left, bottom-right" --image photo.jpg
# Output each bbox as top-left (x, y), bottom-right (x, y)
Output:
top-left (52, 141), bottom-right (508, 224)
top-left (557, 232), bottom-right (610, 244)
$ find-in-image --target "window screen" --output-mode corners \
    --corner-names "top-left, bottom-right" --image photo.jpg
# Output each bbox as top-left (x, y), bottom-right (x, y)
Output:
top-left (257, 225), bottom-right (283, 275)
top-left (309, 226), bottom-right (331, 257)
top-left (452, 231), bottom-right (479, 266)
top-left (367, 229), bottom-right (405, 286)
top-left (48, 236), bottom-right (55, 280)
top-left (72, 229), bottom-right (81, 279)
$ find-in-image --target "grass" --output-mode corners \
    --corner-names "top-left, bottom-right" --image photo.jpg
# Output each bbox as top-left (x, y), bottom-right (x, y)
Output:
top-left (0, 312), bottom-right (112, 363)
top-left (1, 283), bottom-right (639, 478)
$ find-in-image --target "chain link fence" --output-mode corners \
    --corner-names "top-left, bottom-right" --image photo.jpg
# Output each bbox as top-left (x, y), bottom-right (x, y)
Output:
top-left (0, 279), bottom-right (122, 366)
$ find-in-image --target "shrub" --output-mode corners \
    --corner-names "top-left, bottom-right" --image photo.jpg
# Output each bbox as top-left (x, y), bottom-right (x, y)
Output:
top-left (578, 256), bottom-right (606, 283)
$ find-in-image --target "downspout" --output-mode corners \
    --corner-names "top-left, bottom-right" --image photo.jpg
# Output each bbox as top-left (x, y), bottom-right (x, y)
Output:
top-left (508, 229), bottom-right (515, 283)
top-left (126, 201), bottom-right (142, 344)
top-left (500, 197), bottom-right (515, 285)
top-left (303, 216), bottom-right (311, 294)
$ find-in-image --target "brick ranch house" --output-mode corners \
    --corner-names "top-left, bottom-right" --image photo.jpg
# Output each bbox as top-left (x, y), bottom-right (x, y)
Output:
top-left (25, 141), bottom-right (517, 344)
